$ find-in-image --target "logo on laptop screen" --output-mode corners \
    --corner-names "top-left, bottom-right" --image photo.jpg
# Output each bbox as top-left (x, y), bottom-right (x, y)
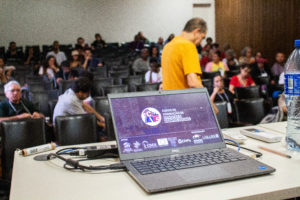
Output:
top-left (141, 107), bottom-right (162, 126)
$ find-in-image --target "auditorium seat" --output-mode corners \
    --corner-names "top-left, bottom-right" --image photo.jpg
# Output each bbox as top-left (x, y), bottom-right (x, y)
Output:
top-left (202, 71), bottom-right (221, 79)
top-left (58, 80), bottom-right (75, 95)
top-left (234, 86), bottom-right (260, 99)
top-left (122, 76), bottom-right (144, 92)
top-left (92, 78), bottom-right (114, 97)
top-left (55, 114), bottom-right (97, 145)
top-left (215, 101), bottom-right (229, 128)
top-left (202, 79), bottom-right (213, 91)
top-left (234, 98), bottom-right (265, 124)
top-left (136, 83), bottom-right (160, 91)
top-left (104, 85), bottom-right (128, 95)
top-left (0, 118), bottom-right (46, 180)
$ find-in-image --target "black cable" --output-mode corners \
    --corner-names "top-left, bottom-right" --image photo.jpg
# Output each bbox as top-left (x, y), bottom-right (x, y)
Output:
top-left (47, 153), bottom-right (127, 171)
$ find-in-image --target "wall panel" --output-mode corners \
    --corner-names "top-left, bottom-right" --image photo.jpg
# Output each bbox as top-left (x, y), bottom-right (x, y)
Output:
top-left (215, 0), bottom-right (300, 64)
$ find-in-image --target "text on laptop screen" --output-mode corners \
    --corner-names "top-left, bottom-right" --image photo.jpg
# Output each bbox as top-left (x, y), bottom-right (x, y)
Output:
top-left (110, 92), bottom-right (222, 154)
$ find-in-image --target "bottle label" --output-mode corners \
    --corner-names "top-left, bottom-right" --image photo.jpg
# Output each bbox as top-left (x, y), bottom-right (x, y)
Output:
top-left (285, 74), bottom-right (300, 95)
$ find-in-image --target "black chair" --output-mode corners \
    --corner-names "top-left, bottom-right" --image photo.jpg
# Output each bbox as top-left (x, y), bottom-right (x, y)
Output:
top-left (108, 70), bottom-right (129, 79)
top-left (55, 114), bottom-right (97, 145)
top-left (234, 98), bottom-right (265, 124)
top-left (48, 99), bottom-right (58, 123)
top-left (104, 85), bottom-right (128, 95)
top-left (28, 83), bottom-right (46, 93)
top-left (215, 101), bottom-right (229, 128)
top-left (58, 80), bottom-right (75, 95)
top-left (30, 91), bottom-right (50, 117)
top-left (90, 66), bottom-right (107, 78)
top-left (92, 97), bottom-right (110, 116)
top-left (136, 83), bottom-right (160, 91)
top-left (202, 71), bottom-right (220, 79)
top-left (225, 70), bottom-right (240, 78)
top-left (0, 118), bottom-right (46, 180)
top-left (92, 78), bottom-right (114, 97)
top-left (234, 86), bottom-right (260, 99)
top-left (255, 76), bottom-right (270, 85)
top-left (202, 79), bottom-right (213, 91)
top-left (122, 76), bottom-right (144, 92)
top-left (92, 97), bottom-right (115, 140)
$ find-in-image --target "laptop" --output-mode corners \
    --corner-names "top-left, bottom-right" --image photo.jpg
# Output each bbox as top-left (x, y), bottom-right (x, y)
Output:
top-left (108, 88), bottom-right (275, 193)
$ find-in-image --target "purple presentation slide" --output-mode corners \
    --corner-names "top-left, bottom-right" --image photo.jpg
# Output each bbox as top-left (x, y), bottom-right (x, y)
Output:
top-left (110, 92), bottom-right (222, 154)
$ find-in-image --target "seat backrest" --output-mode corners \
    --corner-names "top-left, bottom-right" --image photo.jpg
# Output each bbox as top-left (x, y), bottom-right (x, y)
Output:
top-left (202, 79), bottom-right (213, 91)
top-left (234, 98), bottom-right (265, 124)
top-left (108, 70), bottom-right (129, 79)
top-left (58, 80), bottom-right (75, 95)
top-left (28, 83), bottom-right (46, 93)
top-left (136, 83), bottom-right (160, 91)
top-left (235, 86), bottom-right (260, 99)
top-left (55, 114), bottom-right (97, 145)
top-left (48, 99), bottom-right (58, 123)
top-left (92, 97), bottom-right (110, 116)
top-left (0, 118), bottom-right (46, 180)
top-left (255, 76), bottom-right (270, 85)
top-left (31, 91), bottom-right (50, 117)
top-left (215, 101), bottom-right (229, 128)
top-left (202, 71), bottom-right (221, 79)
top-left (122, 76), bottom-right (144, 92)
top-left (104, 85), bottom-right (128, 95)
top-left (92, 78), bottom-right (114, 97)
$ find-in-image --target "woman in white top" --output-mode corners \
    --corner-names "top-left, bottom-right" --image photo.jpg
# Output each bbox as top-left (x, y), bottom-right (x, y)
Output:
top-left (145, 58), bottom-right (162, 83)
top-left (39, 55), bottom-right (60, 79)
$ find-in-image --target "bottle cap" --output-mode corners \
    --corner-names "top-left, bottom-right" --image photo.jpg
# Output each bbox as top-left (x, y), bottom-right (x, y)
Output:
top-left (295, 40), bottom-right (300, 47)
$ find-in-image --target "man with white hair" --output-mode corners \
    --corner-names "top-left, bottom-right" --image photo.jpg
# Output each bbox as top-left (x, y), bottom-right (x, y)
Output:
top-left (0, 80), bottom-right (44, 121)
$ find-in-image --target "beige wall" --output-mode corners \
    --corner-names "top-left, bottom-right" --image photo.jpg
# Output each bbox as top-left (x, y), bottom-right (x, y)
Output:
top-left (0, 0), bottom-right (215, 47)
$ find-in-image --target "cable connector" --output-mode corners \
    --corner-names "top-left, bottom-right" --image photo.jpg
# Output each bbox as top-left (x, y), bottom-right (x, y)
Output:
top-left (109, 163), bottom-right (127, 170)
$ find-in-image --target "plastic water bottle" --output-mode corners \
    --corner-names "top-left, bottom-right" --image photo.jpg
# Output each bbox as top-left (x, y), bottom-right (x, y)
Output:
top-left (284, 39), bottom-right (300, 151)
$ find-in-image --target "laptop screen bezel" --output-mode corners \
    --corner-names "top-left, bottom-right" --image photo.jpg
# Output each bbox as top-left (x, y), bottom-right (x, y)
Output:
top-left (108, 88), bottom-right (226, 161)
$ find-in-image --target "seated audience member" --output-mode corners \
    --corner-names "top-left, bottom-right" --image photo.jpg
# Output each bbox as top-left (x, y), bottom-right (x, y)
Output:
top-left (157, 37), bottom-right (164, 52)
top-left (202, 37), bottom-right (213, 51)
top-left (229, 64), bottom-right (256, 94)
top-left (137, 31), bottom-right (149, 44)
top-left (39, 55), bottom-right (60, 84)
top-left (91, 33), bottom-right (106, 49)
top-left (24, 47), bottom-right (40, 65)
top-left (278, 72), bottom-right (284, 85)
top-left (200, 48), bottom-right (211, 71)
top-left (271, 52), bottom-right (285, 81)
top-left (69, 50), bottom-right (83, 69)
top-left (251, 58), bottom-right (275, 84)
top-left (150, 46), bottom-right (161, 64)
top-left (55, 61), bottom-right (72, 85)
top-left (129, 35), bottom-right (144, 51)
top-left (82, 48), bottom-right (102, 70)
top-left (145, 58), bottom-right (162, 83)
top-left (5, 41), bottom-right (24, 63)
top-left (0, 81), bottom-right (44, 121)
top-left (222, 49), bottom-right (239, 70)
top-left (210, 74), bottom-right (235, 122)
top-left (75, 37), bottom-right (89, 50)
top-left (205, 51), bottom-right (229, 76)
top-left (164, 34), bottom-right (175, 45)
top-left (132, 48), bottom-right (150, 73)
top-left (46, 41), bottom-right (67, 66)
top-left (255, 51), bottom-right (263, 61)
top-left (0, 57), bottom-right (16, 84)
top-left (52, 77), bottom-right (105, 129)
top-left (239, 46), bottom-right (256, 65)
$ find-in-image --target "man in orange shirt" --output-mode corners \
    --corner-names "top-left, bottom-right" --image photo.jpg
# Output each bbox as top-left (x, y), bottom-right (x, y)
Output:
top-left (162, 18), bottom-right (207, 90)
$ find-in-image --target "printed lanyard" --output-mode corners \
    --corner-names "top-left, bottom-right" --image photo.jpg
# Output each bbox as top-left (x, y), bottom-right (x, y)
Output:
top-left (9, 101), bottom-right (31, 114)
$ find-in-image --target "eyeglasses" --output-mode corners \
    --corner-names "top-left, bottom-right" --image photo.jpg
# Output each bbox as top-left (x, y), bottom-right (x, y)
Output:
top-left (8, 89), bottom-right (21, 93)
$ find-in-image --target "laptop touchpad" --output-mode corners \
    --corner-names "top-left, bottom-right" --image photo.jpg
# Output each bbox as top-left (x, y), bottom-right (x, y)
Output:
top-left (178, 166), bottom-right (230, 182)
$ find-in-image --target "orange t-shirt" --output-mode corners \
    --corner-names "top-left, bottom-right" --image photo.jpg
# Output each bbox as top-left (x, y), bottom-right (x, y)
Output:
top-left (161, 36), bottom-right (202, 90)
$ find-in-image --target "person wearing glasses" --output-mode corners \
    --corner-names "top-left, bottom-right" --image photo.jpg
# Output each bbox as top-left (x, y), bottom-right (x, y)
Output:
top-left (0, 81), bottom-right (44, 121)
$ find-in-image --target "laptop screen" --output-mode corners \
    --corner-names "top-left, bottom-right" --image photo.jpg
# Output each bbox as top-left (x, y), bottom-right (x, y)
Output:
top-left (110, 91), bottom-right (222, 154)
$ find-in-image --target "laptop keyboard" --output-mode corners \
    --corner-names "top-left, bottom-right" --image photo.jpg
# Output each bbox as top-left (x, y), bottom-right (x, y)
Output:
top-left (130, 149), bottom-right (247, 175)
